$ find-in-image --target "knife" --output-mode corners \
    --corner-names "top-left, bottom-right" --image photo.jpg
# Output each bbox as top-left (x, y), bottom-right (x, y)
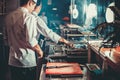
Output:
top-left (46, 65), bottom-right (72, 69)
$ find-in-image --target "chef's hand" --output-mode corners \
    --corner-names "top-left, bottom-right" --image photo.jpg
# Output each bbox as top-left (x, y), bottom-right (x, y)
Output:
top-left (59, 37), bottom-right (74, 48)
top-left (37, 49), bottom-right (43, 58)
top-left (33, 44), bottom-right (43, 58)
top-left (65, 41), bottom-right (74, 48)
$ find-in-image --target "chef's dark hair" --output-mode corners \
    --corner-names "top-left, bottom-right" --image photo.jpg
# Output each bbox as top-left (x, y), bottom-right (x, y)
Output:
top-left (20, 0), bottom-right (35, 6)
top-left (36, 0), bottom-right (42, 6)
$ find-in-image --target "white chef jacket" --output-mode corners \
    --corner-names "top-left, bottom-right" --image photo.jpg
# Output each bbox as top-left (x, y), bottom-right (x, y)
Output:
top-left (5, 7), bottom-right (61, 68)
top-left (5, 7), bottom-right (38, 67)
top-left (32, 12), bottom-right (61, 43)
top-left (40, 15), bottom-right (48, 25)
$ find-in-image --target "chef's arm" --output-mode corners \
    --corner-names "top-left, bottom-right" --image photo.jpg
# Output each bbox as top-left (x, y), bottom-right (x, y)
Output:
top-left (33, 6), bottom-right (74, 48)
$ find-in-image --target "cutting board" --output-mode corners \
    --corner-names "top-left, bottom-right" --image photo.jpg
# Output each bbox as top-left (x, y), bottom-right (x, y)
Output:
top-left (45, 62), bottom-right (83, 75)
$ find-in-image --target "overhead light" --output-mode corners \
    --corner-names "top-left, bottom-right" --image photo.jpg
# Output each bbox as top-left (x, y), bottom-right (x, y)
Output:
top-left (105, 2), bottom-right (115, 23)
top-left (85, 3), bottom-right (97, 27)
top-left (72, 5), bottom-right (79, 19)
top-left (86, 4), bottom-right (97, 18)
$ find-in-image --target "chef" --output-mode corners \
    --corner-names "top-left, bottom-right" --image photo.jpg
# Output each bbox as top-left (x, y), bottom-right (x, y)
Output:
top-left (4, 0), bottom-right (73, 80)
